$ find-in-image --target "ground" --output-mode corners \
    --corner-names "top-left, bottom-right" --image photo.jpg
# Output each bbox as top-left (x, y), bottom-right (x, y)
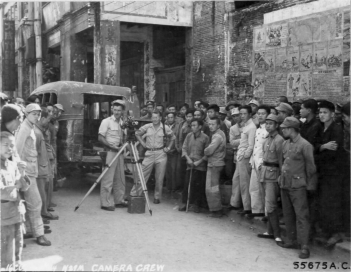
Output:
top-left (21, 172), bottom-right (348, 272)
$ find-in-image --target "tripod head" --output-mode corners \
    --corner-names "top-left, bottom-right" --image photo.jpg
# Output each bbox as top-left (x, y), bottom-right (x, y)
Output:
top-left (121, 116), bottom-right (139, 143)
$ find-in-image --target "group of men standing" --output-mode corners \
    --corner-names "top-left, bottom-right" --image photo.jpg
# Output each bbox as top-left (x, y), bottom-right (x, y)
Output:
top-left (96, 96), bottom-right (349, 261)
top-left (0, 97), bottom-right (65, 270)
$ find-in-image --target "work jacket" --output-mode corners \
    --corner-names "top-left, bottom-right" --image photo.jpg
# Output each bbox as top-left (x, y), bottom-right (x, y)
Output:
top-left (204, 129), bottom-right (226, 167)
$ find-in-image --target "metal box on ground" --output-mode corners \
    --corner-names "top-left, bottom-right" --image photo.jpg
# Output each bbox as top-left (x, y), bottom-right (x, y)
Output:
top-left (127, 196), bottom-right (145, 214)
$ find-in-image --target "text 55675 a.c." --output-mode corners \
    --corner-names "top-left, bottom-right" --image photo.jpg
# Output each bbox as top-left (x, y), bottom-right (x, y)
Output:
top-left (293, 262), bottom-right (350, 270)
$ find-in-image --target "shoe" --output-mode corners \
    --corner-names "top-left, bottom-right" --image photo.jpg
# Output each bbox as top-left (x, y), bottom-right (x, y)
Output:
top-left (44, 226), bottom-right (50, 230)
top-left (24, 229), bottom-right (51, 239)
top-left (228, 205), bottom-right (241, 210)
top-left (36, 235), bottom-right (51, 246)
top-left (23, 243), bottom-right (26, 248)
top-left (178, 205), bottom-right (186, 211)
top-left (115, 203), bottom-right (128, 208)
top-left (246, 213), bottom-right (264, 219)
top-left (43, 219), bottom-right (50, 225)
top-left (45, 229), bottom-right (52, 234)
top-left (48, 207), bottom-right (55, 212)
top-left (101, 206), bottom-right (115, 211)
top-left (49, 203), bottom-right (57, 208)
top-left (42, 213), bottom-right (59, 220)
top-left (276, 241), bottom-right (299, 249)
top-left (238, 210), bottom-right (251, 215)
top-left (208, 210), bottom-right (223, 218)
top-left (153, 199), bottom-right (160, 204)
top-left (261, 216), bottom-right (268, 222)
top-left (299, 245), bottom-right (310, 259)
top-left (324, 234), bottom-right (343, 249)
top-left (193, 206), bottom-right (200, 213)
top-left (257, 233), bottom-right (274, 239)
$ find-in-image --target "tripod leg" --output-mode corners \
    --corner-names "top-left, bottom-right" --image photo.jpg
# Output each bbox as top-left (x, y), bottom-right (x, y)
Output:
top-left (74, 142), bottom-right (129, 211)
top-left (130, 143), bottom-right (152, 216)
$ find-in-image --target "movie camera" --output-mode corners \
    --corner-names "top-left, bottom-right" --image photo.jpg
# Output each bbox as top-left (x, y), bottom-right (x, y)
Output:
top-left (121, 116), bottom-right (139, 141)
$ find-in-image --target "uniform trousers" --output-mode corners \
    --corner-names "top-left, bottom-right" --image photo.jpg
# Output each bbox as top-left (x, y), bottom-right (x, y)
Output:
top-left (281, 188), bottom-right (310, 246)
top-left (206, 166), bottom-right (223, 212)
top-left (37, 177), bottom-right (48, 216)
top-left (230, 158), bottom-right (251, 210)
top-left (1, 223), bottom-right (23, 269)
top-left (23, 176), bottom-right (44, 238)
top-left (249, 166), bottom-right (265, 213)
top-left (130, 150), bottom-right (167, 200)
top-left (100, 151), bottom-right (126, 207)
top-left (166, 152), bottom-right (178, 191)
top-left (262, 182), bottom-right (281, 239)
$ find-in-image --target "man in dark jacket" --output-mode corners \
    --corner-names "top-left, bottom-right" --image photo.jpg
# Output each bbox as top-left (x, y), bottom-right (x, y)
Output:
top-left (315, 101), bottom-right (344, 248)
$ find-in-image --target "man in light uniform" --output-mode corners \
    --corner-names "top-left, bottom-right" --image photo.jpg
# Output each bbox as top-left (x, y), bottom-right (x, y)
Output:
top-left (98, 100), bottom-right (127, 211)
top-left (204, 117), bottom-right (226, 218)
top-left (249, 99), bottom-right (260, 126)
top-left (257, 114), bottom-right (283, 244)
top-left (130, 110), bottom-right (175, 203)
top-left (16, 104), bottom-right (51, 246)
top-left (247, 105), bottom-right (270, 218)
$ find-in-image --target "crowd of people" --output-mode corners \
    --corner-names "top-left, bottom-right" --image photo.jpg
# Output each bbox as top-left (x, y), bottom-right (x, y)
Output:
top-left (135, 97), bottom-right (350, 260)
top-left (0, 91), bottom-right (350, 269)
top-left (1, 93), bottom-right (64, 270)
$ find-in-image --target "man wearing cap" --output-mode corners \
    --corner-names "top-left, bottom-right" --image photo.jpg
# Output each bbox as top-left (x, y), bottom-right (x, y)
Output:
top-left (140, 101), bottom-right (155, 121)
top-left (256, 114), bottom-right (284, 244)
top-left (98, 100), bottom-right (127, 211)
top-left (229, 107), bottom-right (243, 170)
top-left (230, 105), bottom-right (257, 214)
top-left (247, 105), bottom-right (270, 219)
top-left (207, 104), bottom-right (228, 142)
top-left (249, 99), bottom-right (260, 126)
top-left (204, 117), bottom-right (226, 217)
top-left (130, 110), bottom-right (175, 203)
top-left (275, 102), bottom-right (293, 137)
top-left (277, 117), bottom-right (316, 259)
top-left (16, 104), bottom-right (51, 246)
top-left (314, 101), bottom-right (344, 248)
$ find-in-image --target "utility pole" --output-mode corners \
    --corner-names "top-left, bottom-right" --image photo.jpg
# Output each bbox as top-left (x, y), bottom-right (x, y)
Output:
top-left (27, 2), bottom-right (35, 91)
top-left (17, 2), bottom-right (23, 98)
top-left (34, 1), bottom-right (42, 88)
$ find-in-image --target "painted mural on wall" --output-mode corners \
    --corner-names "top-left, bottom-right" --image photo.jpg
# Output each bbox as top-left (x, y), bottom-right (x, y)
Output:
top-left (252, 7), bottom-right (349, 104)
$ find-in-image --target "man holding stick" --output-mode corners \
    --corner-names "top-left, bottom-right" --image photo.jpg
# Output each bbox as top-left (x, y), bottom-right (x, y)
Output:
top-left (179, 119), bottom-right (209, 213)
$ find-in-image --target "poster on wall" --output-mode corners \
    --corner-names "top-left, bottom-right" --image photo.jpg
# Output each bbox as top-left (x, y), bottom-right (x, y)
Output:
top-left (287, 46), bottom-right (299, 72)
top-left (287, 72), bottom-right (312, 98)
top-left (299, 44), bottom-right (313, 71)
top-left (320, 11), bottom-right (343, 41)
top-left (253, 26), bottom-right (266, 51)
top-left (253, 51), bottom-right (268, 74)
top-left (313, 41), bottom-right (328, 71)
top-left (252, 74), bottom-right (265, 98)
top-left (275, 47), bottom-right (288, 73)
top-left (264, 50), bottom-right (275, 73)
top-left (265, 73), bottom-right (287, 100)
top-left (327, 39), bottom-right (343, 70)
top-left (265, 23), bottom-right (288, 48)
top-left (313, 69), bottom-right (343, 95)
top-left (297, 17), bottom-right (321, 44)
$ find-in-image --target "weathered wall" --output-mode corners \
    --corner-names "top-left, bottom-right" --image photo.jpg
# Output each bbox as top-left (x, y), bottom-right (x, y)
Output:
top-left (193, 0), bottom-right (350, 106)
top-left (192, 1), bottom-right (229, 106)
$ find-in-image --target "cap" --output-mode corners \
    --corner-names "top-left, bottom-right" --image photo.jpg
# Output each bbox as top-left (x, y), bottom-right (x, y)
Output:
top-left (225, 101), bottom-right (237, 111)
top-left (275, 102), bottom-right (293, 114)
top-left (25, 103), bottom-right (42, 114)
top-left (145, 100), bottom-right (155, 107)
top-left (54, 104), bottom-right (64, 112)
top-left (207, 104), bottom-right (220, 112)
top-left (231, 107), bottom-right (240, 115)
top-left (249, 99), bottom-right (259, 107)
top-left (266, 114), bottom-right (279, 123)
top-left (112, 99), bottom-right (126, 106)
top-left (219, 107), bottom-right (227, 115)
top-left (280, 116), bottom-right (300, 129)
top-left (292, 99), bottom-right (303, 105)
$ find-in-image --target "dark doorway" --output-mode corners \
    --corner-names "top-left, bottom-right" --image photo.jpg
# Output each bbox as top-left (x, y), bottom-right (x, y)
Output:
top-left (120, 41), bottom-right (144, 105)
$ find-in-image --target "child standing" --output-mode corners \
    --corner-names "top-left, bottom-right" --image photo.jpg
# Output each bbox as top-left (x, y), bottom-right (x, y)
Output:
top-left (1, 131), bottom-right (30, 271)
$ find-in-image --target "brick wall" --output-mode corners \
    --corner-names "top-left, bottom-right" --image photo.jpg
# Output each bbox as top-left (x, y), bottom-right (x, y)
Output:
top-left (192, 1), bottom-right (228, 106)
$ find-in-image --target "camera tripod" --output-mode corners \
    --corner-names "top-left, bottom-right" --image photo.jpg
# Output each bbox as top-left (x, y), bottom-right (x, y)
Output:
top-left (74, 139), bottom-right (152, 216)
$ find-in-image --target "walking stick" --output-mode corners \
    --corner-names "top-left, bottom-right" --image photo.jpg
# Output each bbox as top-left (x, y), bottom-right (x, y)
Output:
top-left (186, 166), bottom-right (194, 213)
top-left (74, 142), bottom-right (129, 212)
